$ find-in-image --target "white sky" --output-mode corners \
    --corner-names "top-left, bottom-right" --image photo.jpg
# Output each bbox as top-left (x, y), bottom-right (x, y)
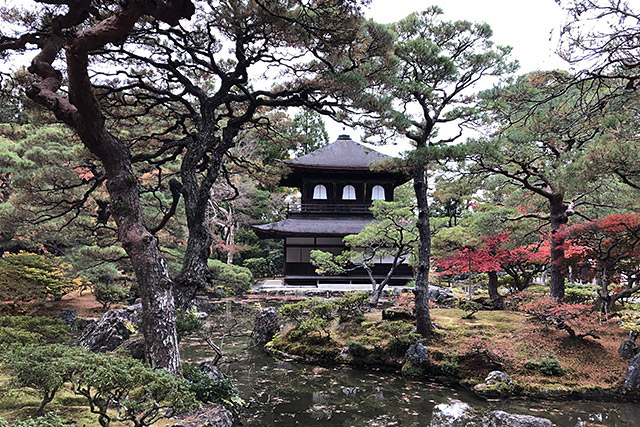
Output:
top-left (327, 0), bottom-right (571, 149)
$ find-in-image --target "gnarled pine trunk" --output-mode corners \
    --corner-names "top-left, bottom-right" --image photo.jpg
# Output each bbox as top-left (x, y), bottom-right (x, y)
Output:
top-left (412, 165), bottom-right (433, 337)
top-left (549, 195), bottom-right (568, 301)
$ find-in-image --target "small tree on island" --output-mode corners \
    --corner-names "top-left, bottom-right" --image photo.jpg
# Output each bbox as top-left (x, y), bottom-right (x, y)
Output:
top-left (311, 201), bottom-right (418, 307)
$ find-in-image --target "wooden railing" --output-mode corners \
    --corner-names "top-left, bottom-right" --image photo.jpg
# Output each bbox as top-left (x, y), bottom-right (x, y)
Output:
top-left (288, 203), bottom-right (372, 214)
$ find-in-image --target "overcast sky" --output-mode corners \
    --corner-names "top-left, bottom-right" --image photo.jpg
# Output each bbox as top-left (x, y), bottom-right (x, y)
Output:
top-left (327, 0), bottom-right (571, 147)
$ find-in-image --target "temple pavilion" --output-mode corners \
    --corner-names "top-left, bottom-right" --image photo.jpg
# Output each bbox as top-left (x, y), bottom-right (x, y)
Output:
top-left (254, 134), bottom-right (413, 286)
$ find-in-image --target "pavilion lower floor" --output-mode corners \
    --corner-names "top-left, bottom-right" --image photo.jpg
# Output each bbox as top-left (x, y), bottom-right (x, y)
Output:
top-left (283, 262), bottom-right (414, 286)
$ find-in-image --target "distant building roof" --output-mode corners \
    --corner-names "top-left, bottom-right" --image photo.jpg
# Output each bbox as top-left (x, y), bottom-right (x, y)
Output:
top-left (253, 216), bottom-right (372, 238)
top-left (279, 134), bottom-right (391, 170)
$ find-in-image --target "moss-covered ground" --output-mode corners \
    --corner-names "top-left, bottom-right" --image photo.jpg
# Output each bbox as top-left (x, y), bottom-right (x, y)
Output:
top-left (269, 302), bottom-right (635, 400)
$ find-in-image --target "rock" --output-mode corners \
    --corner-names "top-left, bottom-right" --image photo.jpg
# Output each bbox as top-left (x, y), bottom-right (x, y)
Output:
top-left (253, 307), bottom-right (280, 345)
top-left (484, 370), bottom-right (513, 386)
top-left (78, 304), bottom-right (141, 353)
top-left (199, 361), bottom-right (224, 382)
top-left (59, 309), bottom-right (78, 328)
top-left (427, 285), bottom-right (458, 307)
top-left (430, 402), bottom-right (481, 427)
top-left (619, 339), bottom-right (639, 359)
top-left (338, 346), bottom-right (350, 360)
top-left (474, 371), bottom-right (514, 397)
top-left (405, 342), bottom-right (429, 366)
top-left (115, 336), bottom-right (146, 360)
top-left (382, 308), bottom-right (414, 321)
top-left (625, 352), bottom-right (640, 390)
top-left (78, 318), bottom-right (96, 332)
top-left (484, 410), bottom-right (553, 427)
top-left (172, 403), bottom-right (235, 427)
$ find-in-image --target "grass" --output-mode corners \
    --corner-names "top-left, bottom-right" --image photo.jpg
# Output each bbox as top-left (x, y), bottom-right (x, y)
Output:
top-left (0, 381), bottom-right (113, 426)
top-left (429, 308), bottom-right (629, 389)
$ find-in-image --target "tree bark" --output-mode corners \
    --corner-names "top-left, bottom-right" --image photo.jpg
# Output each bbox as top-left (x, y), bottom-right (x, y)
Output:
top-left (487, 270), bottom-right (500, 300)
top-left (173, 136), bottom-right (219, 310)
top-left (549, 194), bottom-right (568, 301)
top-left (412, 165), bottom-right (433, 337)
top-left (13, 0), bottom-right (194, 372)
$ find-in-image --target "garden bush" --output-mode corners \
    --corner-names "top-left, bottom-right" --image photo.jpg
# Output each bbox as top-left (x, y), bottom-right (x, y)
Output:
top-left (182, 364), bottom-right (242, 409)
top-left (73, 352), bottom-right (199, 427)
top-left (242, 257), bottom-right (271, 279)
top-left (176, 306), bottom-right (204, 342)
top-left (3, 344), bottom-right (199, 427)
top-left (457, 299), bottom-right (482, 319)
top-left (519, 296), bottom-right (610, 339)
top-left (207, 259), bottom-right (253, 296)
top-left (3, 344), bottom-right (87, 413)
top-left (524, 357), bottom-right (564, 376)
top-left (564, 283), bottom-right (599, 304)
top-left (0, 316), bottom-right (70, 344)
top-left (0, 252), bottom-right (80, 311)
top-left (93, 282), bottom-right (129, 310)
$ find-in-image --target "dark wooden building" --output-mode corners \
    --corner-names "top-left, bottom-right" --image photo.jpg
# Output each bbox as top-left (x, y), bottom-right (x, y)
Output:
top-left (254, 134), bottom-right (413, 286)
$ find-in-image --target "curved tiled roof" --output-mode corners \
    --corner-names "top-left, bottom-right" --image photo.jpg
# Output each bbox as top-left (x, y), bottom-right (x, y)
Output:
top-left (253, 216), bottom-right (372, 238)
top-left (279, 134), bottom-right (390, 169)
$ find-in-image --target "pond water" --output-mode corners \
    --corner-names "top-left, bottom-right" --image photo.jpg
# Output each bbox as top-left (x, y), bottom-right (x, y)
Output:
top-left (181, 300), bottom-right (640, 426)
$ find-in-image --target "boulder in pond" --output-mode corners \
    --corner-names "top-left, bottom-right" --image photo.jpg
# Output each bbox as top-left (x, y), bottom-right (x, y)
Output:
top-left (625, 352), bottom-right (640, 390)
top-left (253, 307), bottom-right (280, 345)
top-left (405, 342), bottom-right (429, 366)
top-left (430, 402), bottom-right (481, 427)
top-left (199, 361), bottom-right (224, 382)
top-left (172, 403), bottom-right (235, 427)
top-left (484, 370), bottom-right (513, 386)
top-left (78, 303), bottom-right (141, 352)
top-left (484, 410), bottom-right (553, 427)
top-left (473, 371), bottom-right (514, 397)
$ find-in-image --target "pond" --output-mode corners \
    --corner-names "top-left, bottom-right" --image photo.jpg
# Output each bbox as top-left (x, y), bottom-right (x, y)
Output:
top-left (180, 299), bottom-right (640, 426)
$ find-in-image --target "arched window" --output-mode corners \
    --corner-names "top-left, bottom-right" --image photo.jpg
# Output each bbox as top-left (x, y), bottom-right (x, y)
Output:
top-left (371, 185), bottom-right (385, 200)
top-left (342, 185), bottom-right (356, 200)
top-left (313, 184), bottom-right (327, 200)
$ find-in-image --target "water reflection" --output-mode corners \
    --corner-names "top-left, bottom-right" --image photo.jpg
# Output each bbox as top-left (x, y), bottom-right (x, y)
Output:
top-left (181, 300), bottom-right (640, 427)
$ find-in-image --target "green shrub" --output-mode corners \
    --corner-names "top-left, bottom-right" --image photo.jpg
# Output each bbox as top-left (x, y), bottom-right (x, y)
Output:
top-left (207, 259), bottom-right (253, 296)
top-left (0, 327), bottom-right (42, 345)
top-left (524, 357), bottom-right (564, 376)
top-left (538, 357), bottom-right (564, 376)
top-left (335, 292), bottom-right (369, 323)
top-left (93, 283), bottom-right (129, 310)
top-left (74, 352), bottom-right (199, 427)
top-left (0, 316), bottom-right (70, 344)
top-left (0, 252), bottom-right (80, 310)
top-left (440, 354), bottom-right (460, 378)
top-left (182, 364), bottom-right (242, 409)
top-left (3, 344), bottom-right (87, 414)
top-left (347, 340), bottom-right (370, 359)
top-left (346, 339), bottom-right (387, 365)
top-left (176, 307), bottom-right (204, 342)
top-left (242, 257), bottom-right (270, 279)
top-left (564, 283), bottom-right (599, 304)
top-left (3, 344), bottom-right (199, 426)
top-left (457, 299), bottom-right (482, 319)
top-left (12, 412), bottom-right (73, 427)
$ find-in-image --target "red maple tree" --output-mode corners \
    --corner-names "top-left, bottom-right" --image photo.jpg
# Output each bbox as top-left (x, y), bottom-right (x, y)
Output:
top-left (436, 233), bottom-right (549, 299)
top-left (559, 214), bottom-right (640, 313)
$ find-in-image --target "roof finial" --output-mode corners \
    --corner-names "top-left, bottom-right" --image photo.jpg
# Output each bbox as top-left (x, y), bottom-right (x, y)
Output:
top-left (338, 127), bottom-right (350, 140)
